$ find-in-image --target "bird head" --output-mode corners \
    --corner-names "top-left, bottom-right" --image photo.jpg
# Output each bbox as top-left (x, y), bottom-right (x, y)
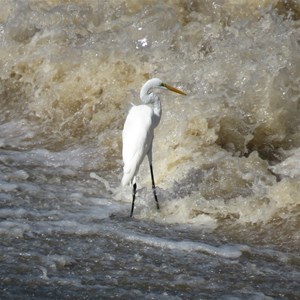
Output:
top-left (140, 78), bottom-right (186, 103)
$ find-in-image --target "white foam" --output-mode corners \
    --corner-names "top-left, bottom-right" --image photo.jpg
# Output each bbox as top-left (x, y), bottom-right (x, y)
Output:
top-left (0, 221), bottom-right (31, 238)
top-left (0, 181), bottom-right (18, 192)
top-left (0, 147), bottom-right (100, 171)
top-left (90, 172), bottom-right (115, 193)
top-left (12, 170), bottom-right (30, 180)
top-left (0, 208), bottom-right (28, 218)
top-left (122, 232), bottom-right (249, 259)
top-left (44, 254), bottom-right (76, 269)
top-left (38, 266), bottom-right (49, 280)
top-left (270, 149), bottom-right (300, 178)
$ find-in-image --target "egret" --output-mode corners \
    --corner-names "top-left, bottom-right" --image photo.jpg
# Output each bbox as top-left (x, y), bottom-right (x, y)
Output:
top-left (121, 78), bottom-right (186, 217)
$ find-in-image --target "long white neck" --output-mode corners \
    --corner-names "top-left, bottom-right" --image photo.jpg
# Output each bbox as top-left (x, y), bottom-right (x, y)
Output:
top-left (140, 87), bottom-right (162, 128)
top-left (151, 94), bottom-right (162, 128)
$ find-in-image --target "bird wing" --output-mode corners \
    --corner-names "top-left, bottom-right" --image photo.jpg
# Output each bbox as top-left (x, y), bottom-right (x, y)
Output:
top-left (122, 105), bottom-right (154, 186)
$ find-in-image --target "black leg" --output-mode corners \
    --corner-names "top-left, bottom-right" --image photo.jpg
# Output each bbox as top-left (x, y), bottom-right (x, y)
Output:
top-left (149, 163), bottom-right (159, 210)
top-left (130, 182), bottom-right (137, 217)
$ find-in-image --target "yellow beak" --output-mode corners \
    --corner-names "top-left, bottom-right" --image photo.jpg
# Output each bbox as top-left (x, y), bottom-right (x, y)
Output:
top-left (162, 83), bottom-right (187, 96)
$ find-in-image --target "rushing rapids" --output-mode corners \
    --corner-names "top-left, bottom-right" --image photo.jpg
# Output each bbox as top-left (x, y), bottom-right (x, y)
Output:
top-left (0, 1), bottom-right (299, 299)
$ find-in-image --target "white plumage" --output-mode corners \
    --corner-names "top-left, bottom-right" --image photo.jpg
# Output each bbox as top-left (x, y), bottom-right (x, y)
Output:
top-left (122, 105), bottom-right (154, 186)
top-left (121, 78), bottom-right (186, 216)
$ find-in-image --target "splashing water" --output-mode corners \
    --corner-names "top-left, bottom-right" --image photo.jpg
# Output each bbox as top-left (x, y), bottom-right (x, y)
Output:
top-left (0, 1), bottom-right (299, 299)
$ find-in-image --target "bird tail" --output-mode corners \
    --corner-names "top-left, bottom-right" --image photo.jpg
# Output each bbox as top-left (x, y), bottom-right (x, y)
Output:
top-left (121, 164), bottom-right (135, 186)
top-left (122, 159), bottom-right (141, 186)
top-left (121, 172), bottom-right (132, 186)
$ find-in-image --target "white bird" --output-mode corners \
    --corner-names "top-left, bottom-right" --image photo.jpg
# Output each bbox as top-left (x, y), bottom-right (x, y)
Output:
top-left (122, 78), bottom-right (186, 217)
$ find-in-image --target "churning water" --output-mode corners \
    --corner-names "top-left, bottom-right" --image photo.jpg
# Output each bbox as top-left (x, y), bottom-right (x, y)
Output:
top-left (0, 0), bottom-right (299, 299)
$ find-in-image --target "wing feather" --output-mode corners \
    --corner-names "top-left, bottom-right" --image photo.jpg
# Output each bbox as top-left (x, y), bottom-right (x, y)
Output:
top-left (122, 105), bottom-right (154, 186)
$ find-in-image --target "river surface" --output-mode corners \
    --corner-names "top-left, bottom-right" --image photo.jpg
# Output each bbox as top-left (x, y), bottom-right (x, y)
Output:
top-left (0, 1), bottom-right (299, 299)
